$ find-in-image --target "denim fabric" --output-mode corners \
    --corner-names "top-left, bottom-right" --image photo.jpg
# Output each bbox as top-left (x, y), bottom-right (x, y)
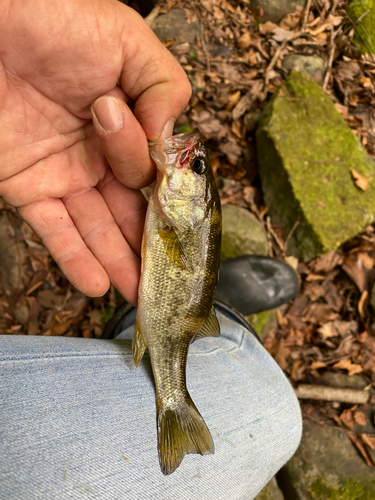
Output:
top-left (0, 311), bottom-right (302, 499)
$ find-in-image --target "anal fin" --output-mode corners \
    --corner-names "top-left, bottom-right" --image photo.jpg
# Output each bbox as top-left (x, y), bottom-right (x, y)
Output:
top-left (132, 317), bottom-right (147, 367)
top-left (193, 307), bottom-right (221, 342)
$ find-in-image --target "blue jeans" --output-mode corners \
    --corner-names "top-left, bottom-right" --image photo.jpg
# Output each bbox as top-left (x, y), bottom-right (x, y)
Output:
top-left (0, 308), bottom-right (301, 499)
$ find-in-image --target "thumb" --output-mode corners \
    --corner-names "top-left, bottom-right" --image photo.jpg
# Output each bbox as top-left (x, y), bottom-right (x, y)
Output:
top-left (91, 95), bottom-right (154, 189)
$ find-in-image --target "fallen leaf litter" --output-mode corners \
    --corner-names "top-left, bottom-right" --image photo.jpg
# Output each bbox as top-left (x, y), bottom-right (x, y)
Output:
top-left (1, 0), bottom-right (375, 466)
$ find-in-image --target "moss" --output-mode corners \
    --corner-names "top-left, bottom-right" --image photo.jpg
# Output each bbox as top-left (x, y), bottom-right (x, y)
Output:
top-left (245, 309), bottom-right (276, 338)
top-left (310, 476), bottom-right (375, 499)
top-left (257, 72), bottom-right (375, 261)
top-left (347, 0), bottom-right (375, 55)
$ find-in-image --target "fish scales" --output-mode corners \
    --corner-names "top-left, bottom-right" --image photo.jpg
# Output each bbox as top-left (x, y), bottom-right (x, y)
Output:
top-left (132, 128), bottom-right (222, 475)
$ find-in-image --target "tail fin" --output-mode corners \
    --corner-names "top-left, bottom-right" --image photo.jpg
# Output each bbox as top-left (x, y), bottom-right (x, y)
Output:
top-left (157, 395), bottom-right (214, 475)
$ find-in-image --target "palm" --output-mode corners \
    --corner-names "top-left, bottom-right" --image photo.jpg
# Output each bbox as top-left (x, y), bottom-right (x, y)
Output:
top-left (0, 0), bottom-right (191, 304)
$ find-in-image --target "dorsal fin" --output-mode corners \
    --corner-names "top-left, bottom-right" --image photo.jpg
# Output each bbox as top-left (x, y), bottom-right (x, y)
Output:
top-left (193, 307), bottom-right (221, 342)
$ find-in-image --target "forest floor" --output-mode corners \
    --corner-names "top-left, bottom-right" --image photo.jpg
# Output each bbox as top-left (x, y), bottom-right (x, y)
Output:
top-left (1, 0), bottom-right (375, 470)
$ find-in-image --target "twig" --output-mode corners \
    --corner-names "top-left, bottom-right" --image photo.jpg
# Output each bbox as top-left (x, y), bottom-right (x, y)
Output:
top-left (345, 10), bottom-right (375, 64)
top-left (144, 3), bottom-right (162, 26)
top-left (266, 216), bottom-right (286, 254)
top-left (329, 0), bottom-right (340, 17)
top-left (199, 17), bottom-right (211, 73)
top-left (295, 384), bottom-right (370, 404)
top-left (185, 67), bottom-right (255, 87)
top-left (302, 0), bottom-right (313, 31)
top-left (285, 220), bottom-right (300, 251)
top-left (323, 27), bottom-right (336, 91)
top-left (262, 31), bottom-right (308, 98)
top-left (305, 414), bottom-right (375, 438)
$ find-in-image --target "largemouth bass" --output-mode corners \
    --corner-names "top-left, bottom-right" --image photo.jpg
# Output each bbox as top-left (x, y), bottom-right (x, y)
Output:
top-left (133, 128), bottom-right (222, 475)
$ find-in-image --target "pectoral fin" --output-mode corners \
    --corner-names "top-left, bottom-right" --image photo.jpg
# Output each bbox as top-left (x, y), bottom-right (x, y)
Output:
top-left (132, 317), bottom-right (147, 367)
top-left (158, 225), bottom-right (188, 270)
top-left (193, 307), bottom-right (221, 342)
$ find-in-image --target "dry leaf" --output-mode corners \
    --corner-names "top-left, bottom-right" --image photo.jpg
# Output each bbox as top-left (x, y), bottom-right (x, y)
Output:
top-left (313, 251), bottom-right (344, 273)
top-left (259, 21), bottom-right (277, 34)
top-left (333, 358), bottom-right (363, 376)
top-left (279, 12), bottom-right (300, 30)
top-left (359, 76), bottom-right (374, 90)
top-left (354, 411), bottom-right (367, 426)
top-left (310, 361), bottom-right (327, 369)
top-left (305, 273), bottom-right (325, 281)
top-left (347, 432), bottom-right (375, 467)
top-left (358, 290), bottom-right (368, 317)
top-left (342, 255), bottom-right (373, 293)
top-left (272, 26), bottom-right (292, 42)
top-left (237, 31), bottom-right (252, 49)
top-left (340, 408), bottom-right (355, 429)
top-left (303, 304), bottom-right (338, 325)
top-left (226, 91), bottom-right (241, 111)
top-left (304, 282), bottom-right (325, 301)
top-left (284, 255), bottom-right (298, 271)
top-left (273, 338), bottom-right (289, 371)
top-left (350, 168), bottom-right (369, 191)
top-left (361, 434), bottom-right (375, 450)
top-left (276, 308), bottom-right (288, 326)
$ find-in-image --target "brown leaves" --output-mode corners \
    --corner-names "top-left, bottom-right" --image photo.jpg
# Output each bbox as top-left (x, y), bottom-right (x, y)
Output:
top-left (347, 432), bottom-right (375, 467)
top-left (350, 168), bottom-right (370, 191)
top-left (333, 358), bottom-right (363, 376)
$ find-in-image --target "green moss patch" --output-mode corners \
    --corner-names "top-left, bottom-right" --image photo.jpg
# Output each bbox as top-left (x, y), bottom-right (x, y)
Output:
top-left (257, 72), bottom-right (375, 261)
top-left (347, 0), bottom-right (375, 55)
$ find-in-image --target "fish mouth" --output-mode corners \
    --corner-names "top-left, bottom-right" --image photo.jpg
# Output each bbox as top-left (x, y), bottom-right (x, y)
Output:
top-left (149, 128), bottom-right (202, 171)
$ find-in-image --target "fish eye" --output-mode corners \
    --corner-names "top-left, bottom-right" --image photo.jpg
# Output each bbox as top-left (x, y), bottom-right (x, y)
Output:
top-left (192, 157), bottom-right (206, 175)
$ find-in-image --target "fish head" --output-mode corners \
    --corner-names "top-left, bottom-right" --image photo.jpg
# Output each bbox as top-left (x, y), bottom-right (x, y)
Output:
top-left (149, 128), bottom-right (216, 230)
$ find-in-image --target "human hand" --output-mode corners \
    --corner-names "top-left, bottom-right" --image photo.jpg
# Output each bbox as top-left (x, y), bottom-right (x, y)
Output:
top-left (0, 0), bottom-right (191, 305)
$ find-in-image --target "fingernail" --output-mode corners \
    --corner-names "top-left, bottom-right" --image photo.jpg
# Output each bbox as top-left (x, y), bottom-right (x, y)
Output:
top-left (160, 118), bottom-right (176, 139)
top-left (92, 97), bottom-right (124, 132)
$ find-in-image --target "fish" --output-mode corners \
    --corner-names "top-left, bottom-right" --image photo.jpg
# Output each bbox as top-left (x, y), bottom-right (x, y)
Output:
top-left (132, 128), bottom-right (222, 475)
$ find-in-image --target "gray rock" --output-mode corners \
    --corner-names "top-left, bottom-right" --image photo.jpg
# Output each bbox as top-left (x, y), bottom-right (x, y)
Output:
top-left (257, 72), bottom-right (375, 261)
top-left (15, 305), bottom-right (29, 325)
top-left (254, 476), bottom-right (284, 500)
top-left (221, 204), bottom-right (269, 260)
top-left (151, 8), bottom-right (200, 44)
top-left (282, 54), bottom-right (326, 83)
top-left (279, 419), bottom-right (375, 499)
top-left (250, 0), bottom-right (305, 23)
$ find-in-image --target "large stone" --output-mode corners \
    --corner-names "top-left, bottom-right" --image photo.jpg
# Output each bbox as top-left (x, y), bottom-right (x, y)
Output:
top-left (151, 8), bottom-right (200, 44)
top-left (254, 476), bottom-right (284, 499)
top-left (221, 204), bottom-right (269, 260)
top-left (279, 419), bottom-right (375, 499)
top-left (250, 0), bottom-right (305, 23)
top-left (347, 0), bottom-right (375, 55)
top-left (257, 72), bottom-right (375, 261)
top-left (245, 309), bottom-right (277, 340)
top-left (282, 54), bottom-right (326, 83)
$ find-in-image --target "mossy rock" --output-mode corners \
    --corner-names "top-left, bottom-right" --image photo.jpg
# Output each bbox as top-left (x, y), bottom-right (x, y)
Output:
top-left (279, 419), bottom-right (375, 499)
top-left (347, 0), bottom-right (375, 55)
top-left (221, 204), bottom-right (269, 260)
top-left (254, 477), bottom-right (284, 499)
top-left (257, 72), bottom-right (375, 261)
top-left (245, 309), bottom-right (277, 340)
